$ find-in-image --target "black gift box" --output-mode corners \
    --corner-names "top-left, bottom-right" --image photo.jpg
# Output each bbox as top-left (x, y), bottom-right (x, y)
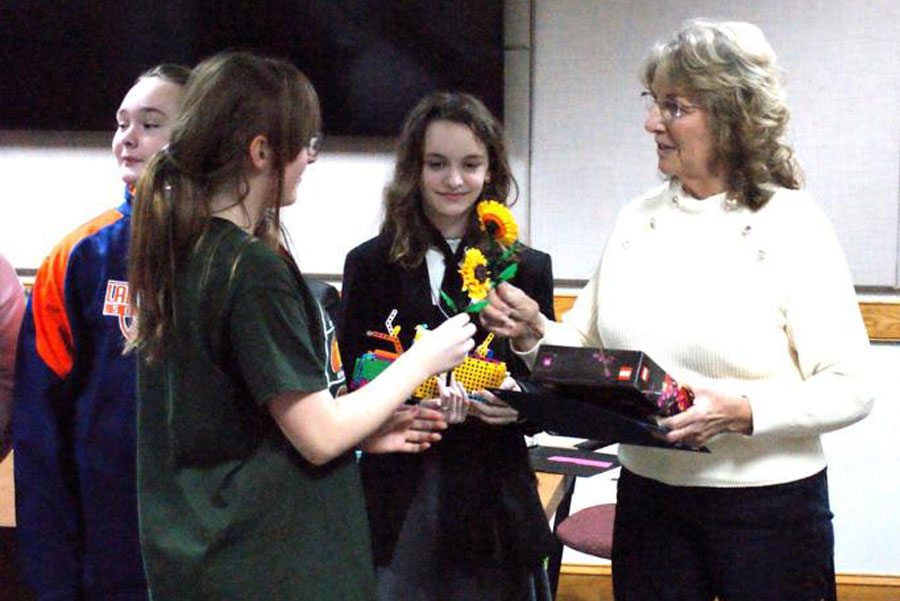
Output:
top-left (531, 346), bottom-right (694, 420)
top-left (494, 345), bottom-right (707, 453)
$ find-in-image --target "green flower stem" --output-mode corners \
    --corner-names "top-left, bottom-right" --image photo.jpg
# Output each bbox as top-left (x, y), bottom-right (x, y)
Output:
top-left (496, 263), bottom-right (518, 282)
top-left (440, 290), bottom-right (459, 314)
top-left (464, 300), bottom-right (489, 313)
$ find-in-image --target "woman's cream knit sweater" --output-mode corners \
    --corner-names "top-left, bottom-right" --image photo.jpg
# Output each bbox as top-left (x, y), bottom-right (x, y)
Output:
top-left (529, 181), bottom-right (874, 487)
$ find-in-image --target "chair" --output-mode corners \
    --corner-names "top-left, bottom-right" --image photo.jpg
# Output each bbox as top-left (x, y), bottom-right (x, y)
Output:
top-left (555, 502), bottom-right (616, 559)
top-left (540, 439), bottom-right (617, 598)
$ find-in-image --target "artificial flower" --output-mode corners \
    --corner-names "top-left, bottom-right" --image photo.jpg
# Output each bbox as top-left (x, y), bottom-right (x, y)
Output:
top-left (477, 200), bottom-right (518, 247)
top-left (458, 248), bottom-right (492, 301)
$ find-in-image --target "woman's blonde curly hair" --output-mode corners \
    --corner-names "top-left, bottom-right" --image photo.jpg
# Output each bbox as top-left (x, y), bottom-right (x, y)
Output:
top-left (642, 19), bottom-right (802, 210)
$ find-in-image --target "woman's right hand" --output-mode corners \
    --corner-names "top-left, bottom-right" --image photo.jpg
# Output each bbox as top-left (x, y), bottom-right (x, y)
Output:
top-left (479, 282), bottom-right (545, 352)
top-left (411, 313), bottom-right (476, 375)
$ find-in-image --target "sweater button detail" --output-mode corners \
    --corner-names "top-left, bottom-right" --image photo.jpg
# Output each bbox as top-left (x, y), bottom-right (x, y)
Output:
top-left (757, 249), bottom-right (766, 261)
top-left (650, 218), bottom-right (656, 229)
top-left (622, 240), bottom-right (630, 249)
top-left (742, 225), bottom-right (752, 236)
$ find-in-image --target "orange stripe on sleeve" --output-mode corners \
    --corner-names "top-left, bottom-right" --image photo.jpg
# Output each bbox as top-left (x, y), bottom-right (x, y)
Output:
top-left (32, 209), bottom-right (124, 379)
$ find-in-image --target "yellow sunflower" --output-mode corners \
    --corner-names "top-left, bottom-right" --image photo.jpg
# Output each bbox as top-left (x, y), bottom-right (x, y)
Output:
top-left (458, 248), bottom-right (492, 301)
top-left (477, 200), bottom-right (518, 246)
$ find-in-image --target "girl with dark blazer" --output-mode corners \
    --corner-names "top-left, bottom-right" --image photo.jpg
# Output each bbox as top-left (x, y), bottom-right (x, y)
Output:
top-left (340, 92), bottom-right (556, 601)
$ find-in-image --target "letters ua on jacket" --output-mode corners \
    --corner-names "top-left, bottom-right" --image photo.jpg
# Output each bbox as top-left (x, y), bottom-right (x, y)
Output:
top-left (103, 279), bottom-right (135, 338)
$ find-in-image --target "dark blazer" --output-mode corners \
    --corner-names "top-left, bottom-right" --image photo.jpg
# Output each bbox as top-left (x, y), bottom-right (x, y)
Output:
top-left (340, 230), bottom-right (556, 568)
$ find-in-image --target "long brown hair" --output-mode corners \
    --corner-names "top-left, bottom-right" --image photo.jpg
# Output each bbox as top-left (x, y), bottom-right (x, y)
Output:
top-left (127, 52), bottom-right (321, 362)
top-left (642, 19), bottom-right (802, 210)
top-left (383, 92), bottom-right (516, 269)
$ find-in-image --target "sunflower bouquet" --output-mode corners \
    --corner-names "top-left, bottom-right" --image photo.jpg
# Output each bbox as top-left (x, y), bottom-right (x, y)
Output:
top-left (441, 200), bottom-right (522, 314)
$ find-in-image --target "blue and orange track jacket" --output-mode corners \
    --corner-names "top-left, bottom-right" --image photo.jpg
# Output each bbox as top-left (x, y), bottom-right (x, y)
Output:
top-left (13, 189), bottom-right (148, 601)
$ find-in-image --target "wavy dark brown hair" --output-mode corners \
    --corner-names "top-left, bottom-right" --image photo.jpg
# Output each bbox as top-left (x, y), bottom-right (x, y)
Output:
top-left (383, 91), bottom-right (517, 268)
top-left (127, 51), bottom-right (321, 362)
top-left (642, 19), bottom-right (802, 210)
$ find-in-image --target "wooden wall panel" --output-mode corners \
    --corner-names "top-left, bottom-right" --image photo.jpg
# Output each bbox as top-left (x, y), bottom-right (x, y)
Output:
top-left (556, 565), bottom-right (900, 601)
top-left (554, 295), bottom-right (900, 342)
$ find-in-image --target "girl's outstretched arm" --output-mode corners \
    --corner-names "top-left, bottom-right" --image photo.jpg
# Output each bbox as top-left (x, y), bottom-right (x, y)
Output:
top-left (269, 313), bottom-right (475, 465)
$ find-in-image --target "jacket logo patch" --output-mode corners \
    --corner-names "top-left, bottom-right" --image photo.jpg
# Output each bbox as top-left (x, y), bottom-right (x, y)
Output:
top-left (330, 335), bottom-right (343, 375)
top-left (103, 279), bottom-right (136, 339)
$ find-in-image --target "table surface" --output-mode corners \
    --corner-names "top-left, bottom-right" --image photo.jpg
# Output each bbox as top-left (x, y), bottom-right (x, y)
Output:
top-left (535, 471), bottom-right (572, 520)
top-left (0, 452), bottom-right (14, 527)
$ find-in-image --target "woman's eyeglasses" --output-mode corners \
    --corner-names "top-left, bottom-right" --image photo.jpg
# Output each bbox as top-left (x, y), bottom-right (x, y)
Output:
top-left (641, 91), bottom-right (697, 122)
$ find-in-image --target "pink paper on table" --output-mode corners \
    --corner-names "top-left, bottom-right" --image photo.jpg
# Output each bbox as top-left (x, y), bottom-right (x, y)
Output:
top-left (547, 456), bottom-right (613, 469)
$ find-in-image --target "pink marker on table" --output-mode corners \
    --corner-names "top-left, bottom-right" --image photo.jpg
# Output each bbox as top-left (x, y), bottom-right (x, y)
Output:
top-left (547, 456), bottom-right (613, 469)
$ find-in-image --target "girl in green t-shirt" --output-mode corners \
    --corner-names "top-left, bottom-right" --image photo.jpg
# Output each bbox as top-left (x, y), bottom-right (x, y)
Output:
top-left (126, 51), bottom-right (476, 601)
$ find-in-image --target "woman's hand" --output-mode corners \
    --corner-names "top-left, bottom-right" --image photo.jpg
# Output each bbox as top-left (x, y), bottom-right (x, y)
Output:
top-left (479, 282), bottom-right (545, 352)
top-left (469, 376), bottom-right (521, 426)
top-left (360, 405), bottom-right (448, 454)
top-left (658, 386), bottom-right (753, 448)
top-left (410, 313), bottom-right (476, 375)
top-left (420, 373), bottom-right (469, 424)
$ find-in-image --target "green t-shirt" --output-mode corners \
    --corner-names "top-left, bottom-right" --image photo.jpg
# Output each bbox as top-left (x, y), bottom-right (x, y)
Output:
top-left (137, 220), bottom-right (375, 601)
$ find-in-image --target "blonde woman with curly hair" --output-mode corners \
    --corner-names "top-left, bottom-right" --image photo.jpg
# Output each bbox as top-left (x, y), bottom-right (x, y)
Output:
top-left (482, 19), bottom-right (873, 601)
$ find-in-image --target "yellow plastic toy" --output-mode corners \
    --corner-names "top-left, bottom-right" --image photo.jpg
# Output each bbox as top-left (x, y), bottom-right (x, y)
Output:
top-left (412, 332), bottom-right (507, 398)
top-left (350, 311), bottom-right (508, 397)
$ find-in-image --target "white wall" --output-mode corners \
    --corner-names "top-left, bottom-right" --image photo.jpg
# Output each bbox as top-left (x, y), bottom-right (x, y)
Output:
top-left (823, 342), bottom-right (900, 574)
top-left (0, 131), bottom-right (124, 271)
top-left (529, 0), bottom-right (900, 286)
top-left (0, 131), bottom-right (396, 277)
